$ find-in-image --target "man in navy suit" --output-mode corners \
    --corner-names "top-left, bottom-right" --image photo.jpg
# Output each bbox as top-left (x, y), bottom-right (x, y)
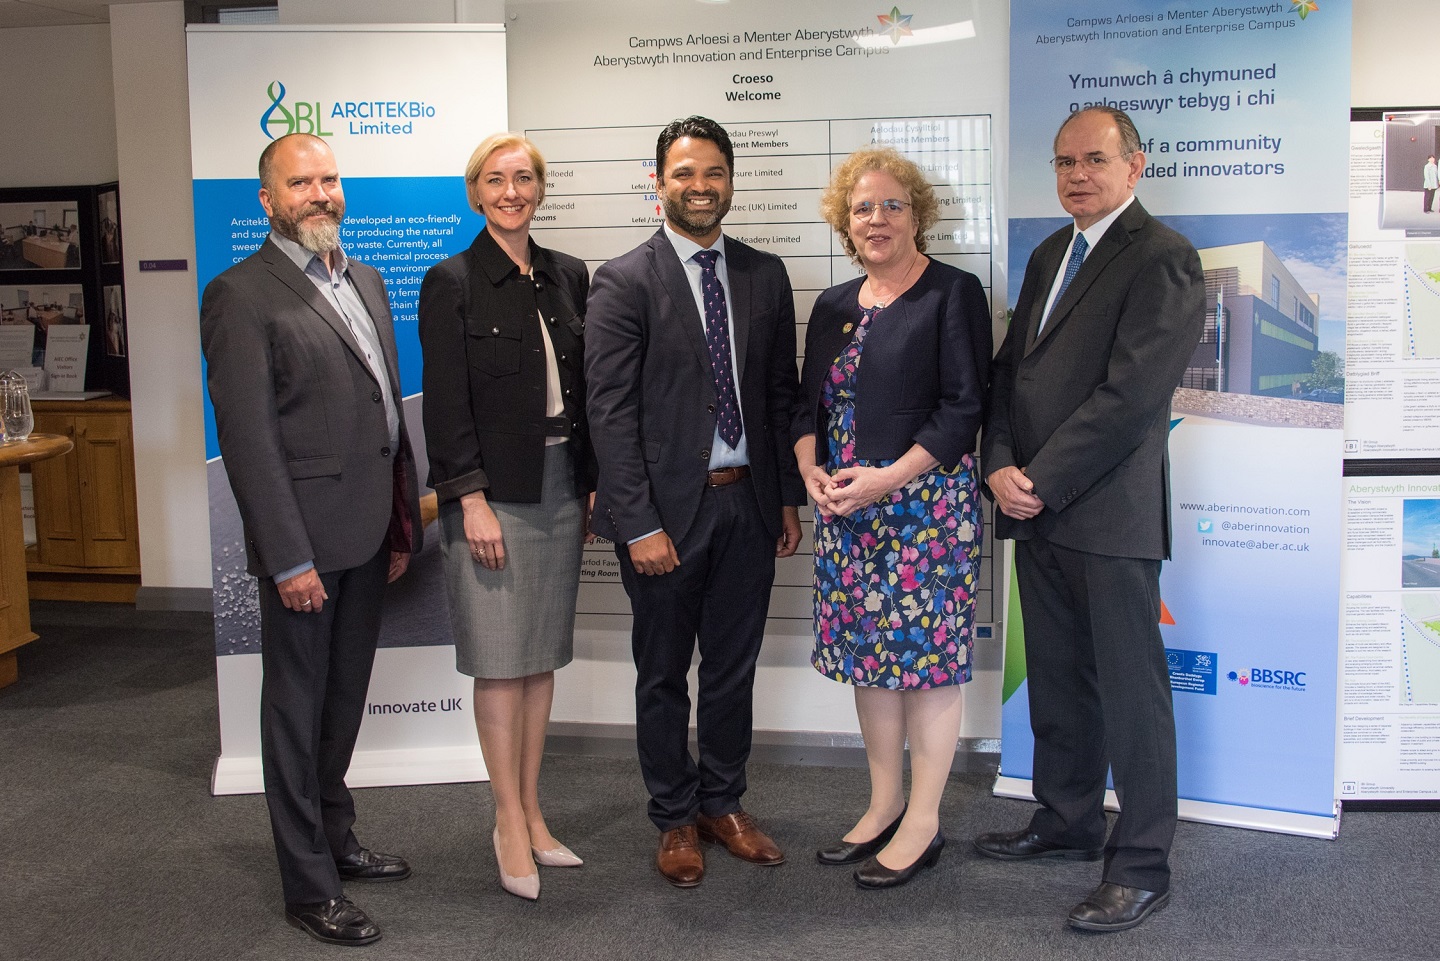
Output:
top-left (977, 107), bottom-right (1205, 932)
top-left (585, 116), bottom-right (805, 887)
top-left (202, 133), bottom-right (422, 946)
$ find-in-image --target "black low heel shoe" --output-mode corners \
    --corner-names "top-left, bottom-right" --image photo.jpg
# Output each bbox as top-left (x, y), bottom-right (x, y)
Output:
top-left (853, 830), bottom-right (944, 889)
top-left (816, 808), bottom-right (907, 866)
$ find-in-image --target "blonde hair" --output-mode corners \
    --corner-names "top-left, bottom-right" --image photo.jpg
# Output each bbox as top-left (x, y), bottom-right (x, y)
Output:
top-left (464, 133), bottom-right (547, 209)
top-left (819, 146), bottom-right (939, 263)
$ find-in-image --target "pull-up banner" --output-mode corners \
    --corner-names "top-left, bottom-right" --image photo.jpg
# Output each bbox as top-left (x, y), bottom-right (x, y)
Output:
top-left (999, 0), bottom-right (1349, 837)
top-left (187, 24), bottom-right (508, 795)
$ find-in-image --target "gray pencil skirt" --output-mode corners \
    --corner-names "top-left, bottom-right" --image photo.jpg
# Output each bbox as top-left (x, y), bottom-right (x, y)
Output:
top-left (438, 442), bottom-right (584, 679)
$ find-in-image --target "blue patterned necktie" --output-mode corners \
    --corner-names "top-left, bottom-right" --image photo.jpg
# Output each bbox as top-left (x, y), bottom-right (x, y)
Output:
top-left (1054, 233), bottom-right (1088, 305)
top-left (1040, 233), bottom-right (1089, 334)
top-left (693, 249), bottom-right (743, 449)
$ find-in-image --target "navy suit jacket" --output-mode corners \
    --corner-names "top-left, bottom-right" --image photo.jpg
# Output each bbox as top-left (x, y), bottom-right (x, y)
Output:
top-left (201, 237), bottom-right (422, 578)
top-left (584, 228), bottom-right (806, 546)
top-left (982, 200), bottom-right (1205, 561)
top-left (795, 260), bottom-right (991, 469)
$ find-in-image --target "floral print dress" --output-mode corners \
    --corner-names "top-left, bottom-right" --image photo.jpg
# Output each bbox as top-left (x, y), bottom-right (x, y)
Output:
top-left (811, 304), bottom-right (981, 689)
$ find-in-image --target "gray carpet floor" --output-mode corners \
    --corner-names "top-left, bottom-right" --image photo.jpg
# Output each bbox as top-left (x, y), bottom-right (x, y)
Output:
top-left (2, 601), bottom-right (1435, 961)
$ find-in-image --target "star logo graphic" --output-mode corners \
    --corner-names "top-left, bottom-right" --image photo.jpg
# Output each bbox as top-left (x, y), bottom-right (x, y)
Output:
top-left (877, 6), bottom-right (914, 45)
top-left (1290, 0), bottom-right (1318, 18)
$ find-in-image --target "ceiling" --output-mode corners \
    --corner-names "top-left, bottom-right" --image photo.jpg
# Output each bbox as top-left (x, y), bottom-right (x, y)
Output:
top-left (0, 1), bottom-right (145, 27)
top-left (0, 0), bottom-right (276, 28)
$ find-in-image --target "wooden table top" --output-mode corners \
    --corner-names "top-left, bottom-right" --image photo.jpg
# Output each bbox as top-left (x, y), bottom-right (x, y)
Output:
top-left (0, 433), bottom-right (73, 469)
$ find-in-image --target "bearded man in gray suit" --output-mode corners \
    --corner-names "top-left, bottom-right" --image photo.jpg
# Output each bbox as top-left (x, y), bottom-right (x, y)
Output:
top-left (976, 107), bottom-right (1205, 933)
top-left (201, 132), bottom-right (422, 947)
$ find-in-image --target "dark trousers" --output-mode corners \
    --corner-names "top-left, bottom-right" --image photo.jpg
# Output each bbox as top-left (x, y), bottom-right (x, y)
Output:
top-left (1014, 536), bottom-right (1178, 893)
top-left (1426, 187), bottom-right (1436, 212)
top-left (258, 545), bottom-right (389, 904)
top-left (616, 479), bottom-right (776, 831)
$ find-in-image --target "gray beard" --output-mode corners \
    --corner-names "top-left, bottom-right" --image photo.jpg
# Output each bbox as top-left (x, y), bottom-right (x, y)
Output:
top-left (295, 217), bottom-right (341, 254)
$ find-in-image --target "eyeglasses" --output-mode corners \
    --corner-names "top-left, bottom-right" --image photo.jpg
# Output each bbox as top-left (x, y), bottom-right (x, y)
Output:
top-left (850, 199), bottom-right (911, 220)
top-left (1050, 154), bottom-right (1132, 174)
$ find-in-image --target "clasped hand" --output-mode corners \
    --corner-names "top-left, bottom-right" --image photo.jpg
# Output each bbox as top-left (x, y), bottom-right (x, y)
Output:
top-left (803, 463), bottom-right (896, 518)
top-left (988, 465), bottom-right (1045, 520)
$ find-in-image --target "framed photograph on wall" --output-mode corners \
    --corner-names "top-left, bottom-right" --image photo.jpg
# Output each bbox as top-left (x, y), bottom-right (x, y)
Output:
top-left (0, 200), bottom-right (82, 270)
top-left (102, 284), bottom-right (127, 358)
top-left (98, 188), bottom-right (121, 264)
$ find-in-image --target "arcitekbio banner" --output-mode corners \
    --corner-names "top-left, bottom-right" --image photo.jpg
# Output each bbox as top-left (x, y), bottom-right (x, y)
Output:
top-left (187, 24), bottom-right (508, 795)
top-left (999, 1), bottom-right (1348, 836)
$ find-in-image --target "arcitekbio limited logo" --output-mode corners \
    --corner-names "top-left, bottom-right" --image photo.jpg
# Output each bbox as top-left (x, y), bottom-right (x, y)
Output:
top-left (1227, 667), bottom-right (1308, 691)
top-left (259, 80), bottom-right (437, 140)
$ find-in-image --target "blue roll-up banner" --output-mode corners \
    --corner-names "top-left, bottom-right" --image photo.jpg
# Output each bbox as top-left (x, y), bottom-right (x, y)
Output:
top-left (187, 24), bottom-right (509, 794)
top-left (999, 1), bottom-right (1348, 837)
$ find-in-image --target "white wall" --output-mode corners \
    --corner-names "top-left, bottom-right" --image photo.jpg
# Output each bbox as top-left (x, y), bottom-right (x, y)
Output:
top-left (0, 24), bottom-right (117, 187)
top-left (110, 2), bottom-right (211, 597)
top-left (280, 0), bottom-right (504, 23)
top-left (1352, 1), bottom-right (1428, 107)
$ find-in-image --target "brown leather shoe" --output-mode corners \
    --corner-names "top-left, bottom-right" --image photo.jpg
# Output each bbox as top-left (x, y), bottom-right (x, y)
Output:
top-left (656, 825), bottom-right (704, 887)
top-left (696, 810), bottom-right (785, 865)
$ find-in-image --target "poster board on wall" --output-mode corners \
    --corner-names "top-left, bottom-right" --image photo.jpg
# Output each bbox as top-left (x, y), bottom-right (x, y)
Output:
top-left (187, 24), bottom-right (508, 795)
top-left (999, 0), bottom-right (1349, 837)
top-left (506, 0), bottom-right (1013, 742)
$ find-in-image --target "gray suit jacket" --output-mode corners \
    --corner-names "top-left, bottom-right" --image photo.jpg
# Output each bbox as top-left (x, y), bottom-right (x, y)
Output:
top-left (982, 200), bottom-right (1205, 561)
top-left (201, 237), bottom-right (423, 579)
top-left (584, 228), bottom-right (806, 546)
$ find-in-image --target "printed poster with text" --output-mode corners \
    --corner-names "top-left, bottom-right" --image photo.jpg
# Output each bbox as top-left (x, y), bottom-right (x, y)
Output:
top-left (1000, 0), bottom-right (1348, 836)
top-left (187, 24), bottom-right (508, 793)
top-left (1342, 477), bottom-right (1440, 800)
top-left (1344, 111), bottom-right (1440, 458)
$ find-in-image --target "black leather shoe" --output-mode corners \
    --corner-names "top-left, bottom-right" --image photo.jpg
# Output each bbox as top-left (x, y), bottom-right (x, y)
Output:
top-left (853, 830), bottom-right (944, 889)
top-left (1068, 882), bottom-right (1170, 932)
top-left (817, 807), bottom-right (906, 866)
top-left (285, 896), bottom-right (382, 946)
top-left (972, 829), bottom-right (1102, 862)
top-left (336, 848), bottom-right (412, 882)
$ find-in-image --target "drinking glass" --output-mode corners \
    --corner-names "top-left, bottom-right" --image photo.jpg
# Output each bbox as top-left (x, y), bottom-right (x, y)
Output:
top-left (1, 371), bottom-right (33, 442)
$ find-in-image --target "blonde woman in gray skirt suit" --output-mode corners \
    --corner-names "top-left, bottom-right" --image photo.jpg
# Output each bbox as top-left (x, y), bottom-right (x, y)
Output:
top-left (419, 133), bottom-right (597, 901)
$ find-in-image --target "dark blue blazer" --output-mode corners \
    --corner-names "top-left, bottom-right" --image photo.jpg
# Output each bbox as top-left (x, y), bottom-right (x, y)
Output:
top-left (794, 259), bottom-right (991, 470)
top-left (585, 229), bottom-right (806, 546)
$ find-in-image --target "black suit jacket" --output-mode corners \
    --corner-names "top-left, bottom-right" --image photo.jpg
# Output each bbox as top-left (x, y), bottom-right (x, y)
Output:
top-left (795, 260), bottom-right (991, 469)
top-left (418, 227), bottom-right (596, 504)
top-left (201, 237), bottom-right (423, 578)
top-left (982, 200), bottom-right (1205, 561)
top-left (585, 228), bottom-right (806, 545)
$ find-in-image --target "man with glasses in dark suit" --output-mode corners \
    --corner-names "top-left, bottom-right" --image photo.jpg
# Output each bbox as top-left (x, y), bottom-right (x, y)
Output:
top-left (977, 106), bottom-right (1205, 933)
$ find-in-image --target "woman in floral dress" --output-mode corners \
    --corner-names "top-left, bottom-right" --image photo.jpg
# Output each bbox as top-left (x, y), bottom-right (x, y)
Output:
top-left (793, 147), bottom-right (991, 889)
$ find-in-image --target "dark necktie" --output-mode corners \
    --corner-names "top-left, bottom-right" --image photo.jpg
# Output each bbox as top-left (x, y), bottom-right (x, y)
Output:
top-left (693, 249), bottom-right (743, 449)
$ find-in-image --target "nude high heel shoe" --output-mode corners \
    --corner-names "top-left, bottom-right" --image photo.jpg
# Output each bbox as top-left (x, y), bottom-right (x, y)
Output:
top-left (531, 842), bottom-right (584, 867)
top-left (494, 828), bottom-right (540, 900)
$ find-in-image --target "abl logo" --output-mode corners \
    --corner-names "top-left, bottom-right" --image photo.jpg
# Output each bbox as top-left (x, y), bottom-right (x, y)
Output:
top-left (260, 80), bottom-right (332, 140)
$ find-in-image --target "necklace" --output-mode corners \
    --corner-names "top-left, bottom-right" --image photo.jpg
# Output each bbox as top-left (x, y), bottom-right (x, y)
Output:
top-left (868, 247), bottom-right (923, 308)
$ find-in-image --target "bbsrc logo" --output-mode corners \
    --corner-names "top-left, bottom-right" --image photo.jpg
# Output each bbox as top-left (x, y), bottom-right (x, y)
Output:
top-left (1227, 668), bottom-right (1307, 691)
top-left (260, 80), bottom-right (332, 140)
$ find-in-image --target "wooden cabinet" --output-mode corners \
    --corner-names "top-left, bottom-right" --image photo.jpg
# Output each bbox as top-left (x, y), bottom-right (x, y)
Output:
top-left (25, 399), bottom-right (141, 603)
top-left (1, 434), bottom-right (74, 687)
